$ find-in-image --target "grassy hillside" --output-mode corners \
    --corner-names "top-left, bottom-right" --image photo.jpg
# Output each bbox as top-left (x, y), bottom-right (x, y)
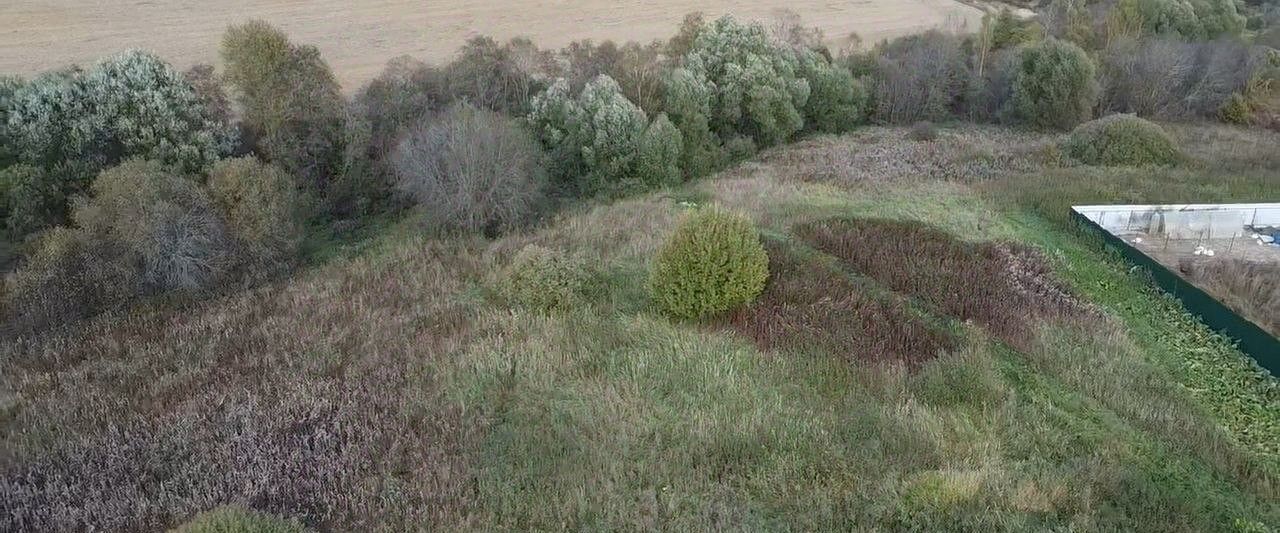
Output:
top-left (2, 124), bottom-right (1277, 531)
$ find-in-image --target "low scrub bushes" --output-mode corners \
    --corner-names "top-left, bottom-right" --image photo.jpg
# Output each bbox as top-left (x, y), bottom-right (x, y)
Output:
top-left (529, 75), bottom-right (681, 196)
top-left (1062, 114), bottom-right (1181, 166)
top-left (172, 505), bottom-right (307, 533)
top-left (207, 156), bottom-right (306, 266)
top-left (393, 105), bottom-right (547, 233)
top-left (2, 227), bottom-right (139, 335)
top-left (498, 244), bottom-right (590, 311)
top-left (75, 159), bottom-right (233, 293)
top-left (649, 208), bottom-right (768, 319)
top-left (728, 240), bottom-right (956, 367)
top-left (797, 218), bottom-right (1093, 351)
top-left (1011, 38), bottom-right (1099, 130)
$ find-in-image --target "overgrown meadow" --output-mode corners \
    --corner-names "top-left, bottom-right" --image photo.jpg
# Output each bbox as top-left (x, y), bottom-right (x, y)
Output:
top-left (2, 1), bottom-right (1279, 530)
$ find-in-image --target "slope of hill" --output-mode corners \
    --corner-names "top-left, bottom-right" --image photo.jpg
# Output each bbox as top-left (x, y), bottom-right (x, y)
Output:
top-left (2, 125), bottom-right (1277, 531)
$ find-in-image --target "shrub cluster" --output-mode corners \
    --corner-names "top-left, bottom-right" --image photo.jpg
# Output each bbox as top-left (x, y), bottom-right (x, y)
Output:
top-left (649, 208), bottom-right (768, 319)
top-left (207, 156), bottom-right (306, 267)
top-left (1011, 38), bottom-right (1099, 130)
top-left (498, 244), bottom-right (590, 311)
top-left (1062, 114), bottom-right (1182, 166)
top-left (74, 159), bottom-right (233, 292)
top-left (3, 158), bottom-right (299, 334)
top-left (393, 105), bottom-right (547, 233)
top-left (529, 75), bottom-right (682, 196)
top-left (2, 226), bottom-right (139, 334)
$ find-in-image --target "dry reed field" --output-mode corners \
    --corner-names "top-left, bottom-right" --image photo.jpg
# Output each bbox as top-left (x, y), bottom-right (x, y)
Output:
top-left (0, 0), bottom-right (981, 88)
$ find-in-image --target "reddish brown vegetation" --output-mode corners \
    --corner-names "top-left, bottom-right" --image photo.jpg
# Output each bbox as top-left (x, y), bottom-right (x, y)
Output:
top-left (795, 218), bottom-right (1093, 352)
top-left (727, 240), bottom-right (957, 368)
top-left (0, 241), bottom-right (483, 531)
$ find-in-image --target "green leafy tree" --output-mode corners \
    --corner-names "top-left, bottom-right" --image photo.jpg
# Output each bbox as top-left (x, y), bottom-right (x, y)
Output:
top-left (221, 20), bottom-right (346, 192)
top-left (680, 16), bottom-right (810, 147)
top-left (662, 67), bottom-right (721, 177)
top-left (5, 51), bottom-right (231, 172)
top-left (528, 75), bottom-right (681, 196)
top-left (797, 50), bottom-right (868, 133)
top-left (1012, 38), bottom-right (1099, 130)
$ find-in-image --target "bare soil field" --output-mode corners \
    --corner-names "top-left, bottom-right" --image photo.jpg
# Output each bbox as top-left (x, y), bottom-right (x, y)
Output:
top-left (1, 0), bottom-right (981, 89)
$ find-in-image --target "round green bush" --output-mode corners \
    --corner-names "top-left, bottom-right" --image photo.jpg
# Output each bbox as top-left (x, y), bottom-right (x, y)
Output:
top-left (207, 156), bottom-right (305, 265)
top-left (649, 208), bottom-right (768, 319)
top-left (499, 244), bottom-right (589, 311)
top-left (1062, 114), bottom-right (1181, 167)
top-left (171, 505), bottom-right (306, 533)
top-left (1011, 38), bottom-right (1098, 130)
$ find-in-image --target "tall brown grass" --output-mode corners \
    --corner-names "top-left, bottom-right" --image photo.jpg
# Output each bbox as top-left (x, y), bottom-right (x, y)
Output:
top-left (795, 217), bottom-right (1095, 352)
top-left (0, 237), bottom-right (485, 531)
top-left (1178, 258), bottom-right (1280, 337)
top-left (727, 240), bottom-right (956, 368)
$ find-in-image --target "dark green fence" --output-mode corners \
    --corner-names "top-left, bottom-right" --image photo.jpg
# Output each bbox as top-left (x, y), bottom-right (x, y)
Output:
top-left (1072, 209), bottom-right (1279, 376)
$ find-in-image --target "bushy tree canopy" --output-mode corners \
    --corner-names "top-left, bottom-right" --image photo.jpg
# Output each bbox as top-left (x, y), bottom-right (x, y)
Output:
top-left (207, 156), bottom-right (306, 265)
top-left (1127, 0), bottom-right (1246, 40)
top-left (4, 50), bottom-right (232, 173)
top-left (663, 67), bottom-right (721, 177)
top-left (529, 75), bottom-right (681, 196)
top-left (221, 20), bottom-right (346, 192)
top-left (1012, 38), bottom-right (1099, 130)
top-left (680, 16), bottom-right (810, 147)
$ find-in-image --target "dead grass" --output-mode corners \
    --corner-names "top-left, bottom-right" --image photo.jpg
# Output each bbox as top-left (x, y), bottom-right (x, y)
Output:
top-left (727, 239), bottom-right (957, 368)
top-left (1177, 258), bottom-right (1280, 337)
top-left (0, 235), bottom-right (487, 531)
top-left (757, 126), bottom-right (1060, 186)
top-left (795, 217), bottom-right (1095, 352)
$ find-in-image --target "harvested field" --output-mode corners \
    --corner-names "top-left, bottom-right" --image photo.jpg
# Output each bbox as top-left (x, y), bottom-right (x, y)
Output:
top-left (0, 0), bottom-right (981, 89)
